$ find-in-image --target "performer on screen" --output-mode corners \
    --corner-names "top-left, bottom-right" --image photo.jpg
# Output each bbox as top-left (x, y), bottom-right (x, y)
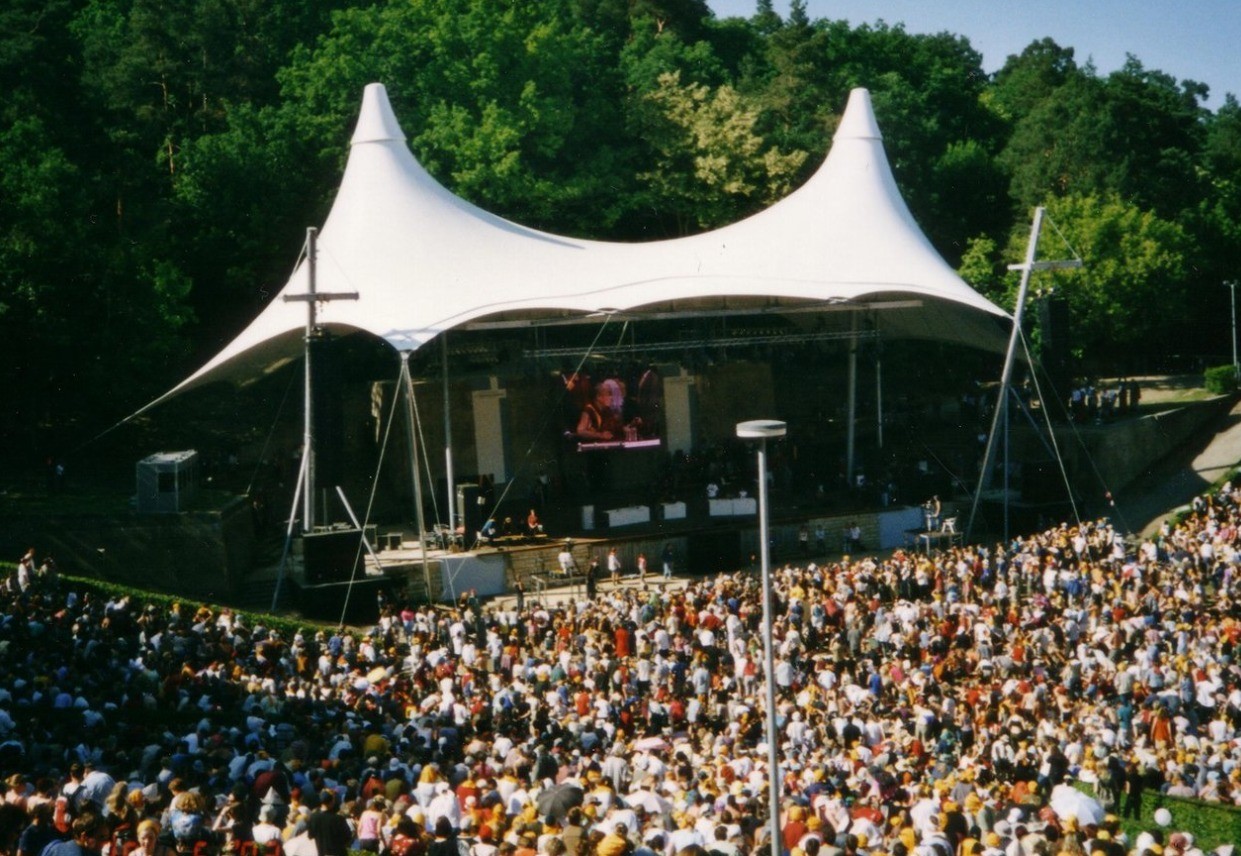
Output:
top-left (576, 377), bottom-right (634, 442)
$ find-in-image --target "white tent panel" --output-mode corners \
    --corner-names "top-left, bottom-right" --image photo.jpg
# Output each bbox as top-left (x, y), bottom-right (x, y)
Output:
top-left (155, 82), bottom-right (1008, 405)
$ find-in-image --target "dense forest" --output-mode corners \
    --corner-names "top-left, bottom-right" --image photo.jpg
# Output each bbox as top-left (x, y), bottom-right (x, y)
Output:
top-left (2, 0), bottom-right (1240, 459)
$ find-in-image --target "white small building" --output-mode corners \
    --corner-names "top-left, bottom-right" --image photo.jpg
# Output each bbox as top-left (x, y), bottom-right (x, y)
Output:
top-left (136, 450), bottom-right (199, 513)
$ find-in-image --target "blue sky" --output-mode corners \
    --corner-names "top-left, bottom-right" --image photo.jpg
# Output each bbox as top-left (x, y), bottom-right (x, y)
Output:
top-left (706, 0), bottom-right (1241, 107)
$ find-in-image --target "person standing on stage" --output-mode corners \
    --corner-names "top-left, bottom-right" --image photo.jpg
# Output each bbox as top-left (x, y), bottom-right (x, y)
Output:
top-left (557, 544), bottom-right (576, 577)
top-left (586, 557), bottom-right (598, 599)
top-left (607, 547), bottom-right (622, 585)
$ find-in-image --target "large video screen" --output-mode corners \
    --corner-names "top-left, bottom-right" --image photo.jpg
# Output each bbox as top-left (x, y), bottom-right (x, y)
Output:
top-left (560, 365), bottom-right (664, 452)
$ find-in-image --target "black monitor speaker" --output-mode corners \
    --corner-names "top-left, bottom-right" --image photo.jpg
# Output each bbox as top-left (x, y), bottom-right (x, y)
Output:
top-left (1038, 296), bottom-right (1072, 404)
top-left (303, 529), bottom-right (362, 584)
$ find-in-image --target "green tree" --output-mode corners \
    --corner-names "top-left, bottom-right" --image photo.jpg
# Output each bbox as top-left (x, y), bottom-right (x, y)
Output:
top-left (1184, 94), bottom-right (1241, 341)
top-left (0, 115), bottom-right (194, 440)
top-left (739, 8), bottom-right (837, 164)
top-left (1102, 57), bottom-right (1207, 219)
top-left (0, 117), bottom-right (90, 436)
top-left (635, 70), bottom-right (806, 232)
top-left (1000, 56), bottom-right (1208, 222)
top-left (751, 0), bottom-right (781, 35)
top-left (1000, 73), bottom-right (1114, 211)
top-left (957, 234), bottom-right (1005, 303)
top-left (987, 37), bottom-right (1079, 122)
top-left (279, 0), bottom-right (635, 235)
top-left (1015, 194), bottom-right (1195, 369)
top-left (0, 0), bottom-right (83, 128)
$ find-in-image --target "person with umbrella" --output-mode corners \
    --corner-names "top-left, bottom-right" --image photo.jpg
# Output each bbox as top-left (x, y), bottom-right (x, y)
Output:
top-left (535, 783), bottom-right (584, 826)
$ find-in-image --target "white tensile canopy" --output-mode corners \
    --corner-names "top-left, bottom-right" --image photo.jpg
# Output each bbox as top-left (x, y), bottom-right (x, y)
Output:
top-left (157, 82), bottom-right (1007, 403)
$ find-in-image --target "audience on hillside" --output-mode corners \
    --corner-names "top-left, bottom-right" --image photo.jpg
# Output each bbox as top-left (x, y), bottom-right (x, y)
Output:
top-left (4, 480), bottom-right (1241, 856)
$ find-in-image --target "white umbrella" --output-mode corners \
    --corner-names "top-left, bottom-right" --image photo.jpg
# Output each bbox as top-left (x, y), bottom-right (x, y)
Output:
top-left (625, 789), bottom-right (670, 814)
top-left (284, 833), bottom-right (318, 856)
top-left (1049, 784), bottom-right (1105, 825)
top-left (633, 736), bottom-right (669, 752)
top-left (843, 684), bottom-right (871, 706)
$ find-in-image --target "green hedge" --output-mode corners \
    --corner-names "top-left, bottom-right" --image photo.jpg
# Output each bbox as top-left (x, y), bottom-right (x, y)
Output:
top-left (1143, 791), bottom-right (1241, 850)
top-left (1204, 363), bottom-right (1238, 394)
top-left (1079, 782), bottom-right (1241, 851)
top-left (58, 573), bottom-right (339, 637)
top-left (0, 561), bottom-right (336, 637)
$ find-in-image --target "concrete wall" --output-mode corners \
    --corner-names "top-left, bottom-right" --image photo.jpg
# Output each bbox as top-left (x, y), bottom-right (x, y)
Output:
top-left (1078, 396), bottom-right (1237, 492)
top-left (0, 499), bottom-right (254, 600)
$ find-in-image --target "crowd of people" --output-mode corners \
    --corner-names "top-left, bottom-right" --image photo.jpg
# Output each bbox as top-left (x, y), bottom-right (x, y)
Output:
top-left (5, 479), bottom-right (1241, 856)
top-left (1067, 381), bottom-right (1143, 425)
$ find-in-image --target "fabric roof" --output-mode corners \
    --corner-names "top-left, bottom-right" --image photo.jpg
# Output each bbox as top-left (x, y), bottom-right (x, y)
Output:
top-left (156, 83), bottom-right (1008, 403)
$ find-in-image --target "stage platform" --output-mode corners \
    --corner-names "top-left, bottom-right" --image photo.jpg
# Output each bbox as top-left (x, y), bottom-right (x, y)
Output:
top-left (271, 500), bottom-right (929, 621)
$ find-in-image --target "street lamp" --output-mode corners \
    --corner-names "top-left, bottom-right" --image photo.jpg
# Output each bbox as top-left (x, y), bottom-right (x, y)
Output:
top-left (736, 418), bottom-right (786, 856)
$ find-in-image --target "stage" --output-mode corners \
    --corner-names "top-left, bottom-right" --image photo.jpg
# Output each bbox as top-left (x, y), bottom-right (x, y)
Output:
top-left (277, 500), bottom-right (928, 620)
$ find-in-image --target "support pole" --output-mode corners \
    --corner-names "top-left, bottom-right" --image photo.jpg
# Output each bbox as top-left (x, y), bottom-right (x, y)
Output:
top-left (335, 486), bottom-right (384, 571)
top-left (282, 226), bottom-right (358, 533)
top-left (333, 485), bottom-right (387, 627)
top-left (271, 446), bottom-right (309, 612)
top-left (401, 352), bottom-right (434, 603)
top-left (443, 334), bottom-right (457, 536)
top-left (303, 228), bottom-right (317, 531)
top-left (757, 436), bottom-right (782, 856)
top-left (845, 312), bottom-right (859, 486)
top-left (875, 343), bottom-right (884, 450)
top-left (1003, 386), bottom-right (1011, 541)
top-left (1229, 281), bottom-right (1238, 382)
top-left (969, 209), bottom-right (1042, 541)
top-left (967, 206), bottom-right (1080, 540)
top-left (736, 419), bottom-right (786, 856)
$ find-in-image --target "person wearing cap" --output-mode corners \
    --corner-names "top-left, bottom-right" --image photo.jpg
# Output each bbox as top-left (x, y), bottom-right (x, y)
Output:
top-left (979, 831), bottom-right (1004, 856)
top-left (430, 781), bottom-right (463, 831)
top-left (596, 822), bottom-right (632, 856)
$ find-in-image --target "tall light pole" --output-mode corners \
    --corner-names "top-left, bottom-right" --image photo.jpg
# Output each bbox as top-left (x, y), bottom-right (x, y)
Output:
top-left (1229, 281), bottom-right (1238, 382)
top-left (736, 418), bottom-right (786, 856)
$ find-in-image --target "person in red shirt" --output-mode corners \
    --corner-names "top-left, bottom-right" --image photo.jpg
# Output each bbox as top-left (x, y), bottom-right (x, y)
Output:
top-left (781, 805), bottom-right (808, 851)
top-left (615, 624), bottom-right (631, 658)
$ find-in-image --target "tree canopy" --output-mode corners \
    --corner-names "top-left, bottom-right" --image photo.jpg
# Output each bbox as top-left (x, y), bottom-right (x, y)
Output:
top-left (1, 0), bottom-right (1237, 454)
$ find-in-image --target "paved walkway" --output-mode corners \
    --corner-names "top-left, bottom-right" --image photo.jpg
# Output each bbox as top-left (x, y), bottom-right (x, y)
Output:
top-left (1115, 396), bottom-right (1241, 536)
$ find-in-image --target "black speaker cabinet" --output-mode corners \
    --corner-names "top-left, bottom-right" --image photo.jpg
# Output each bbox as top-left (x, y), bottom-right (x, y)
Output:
top-left (303, 529), bottom-right (362, 584)
top-left (457, 483), bottom-right (484, 535)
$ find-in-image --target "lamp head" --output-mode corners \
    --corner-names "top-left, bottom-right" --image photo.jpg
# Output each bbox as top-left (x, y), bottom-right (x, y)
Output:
top-left (736, 419), bottom-right (787, 440)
